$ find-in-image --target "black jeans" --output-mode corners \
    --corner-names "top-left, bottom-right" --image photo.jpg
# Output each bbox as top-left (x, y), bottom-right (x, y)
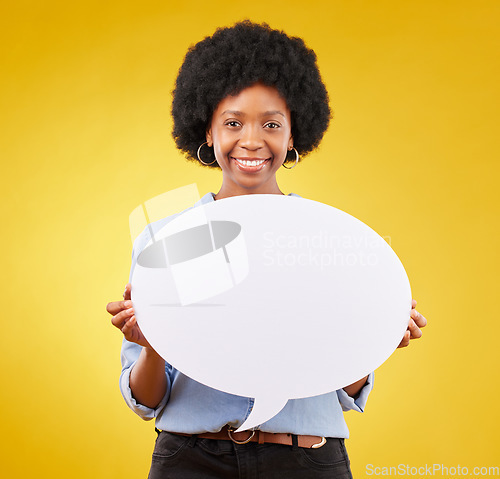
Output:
top-left (148, 431), bottom-right (353, 479)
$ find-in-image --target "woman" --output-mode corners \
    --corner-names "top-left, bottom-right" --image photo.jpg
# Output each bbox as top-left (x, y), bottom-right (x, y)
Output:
top-left (107, 21), bottom-right (427, 478)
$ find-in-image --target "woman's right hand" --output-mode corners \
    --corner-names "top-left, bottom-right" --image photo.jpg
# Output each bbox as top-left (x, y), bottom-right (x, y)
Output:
top-left (108, 283), bottom-right (167, 407)
top-left (107, 283), bottom-right (151, 348)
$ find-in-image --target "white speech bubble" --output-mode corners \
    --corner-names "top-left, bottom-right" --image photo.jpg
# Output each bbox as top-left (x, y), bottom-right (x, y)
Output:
top-left (131, 195), bottom-right (411, 432)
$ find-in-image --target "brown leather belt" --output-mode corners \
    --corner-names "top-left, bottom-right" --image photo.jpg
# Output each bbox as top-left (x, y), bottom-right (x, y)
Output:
top-left (173, 426), bottom-right (327, 449)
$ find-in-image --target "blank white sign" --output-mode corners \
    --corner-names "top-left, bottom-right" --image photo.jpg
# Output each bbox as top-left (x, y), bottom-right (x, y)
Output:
top-left (131, 195), bottom-right (411, 431)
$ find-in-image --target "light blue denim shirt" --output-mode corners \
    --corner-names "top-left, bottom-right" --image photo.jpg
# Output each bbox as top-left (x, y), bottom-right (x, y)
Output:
top-left (120, 192), bottom-right (374, 437)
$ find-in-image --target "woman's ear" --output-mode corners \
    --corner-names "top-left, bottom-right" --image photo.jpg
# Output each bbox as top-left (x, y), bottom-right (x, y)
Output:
top-left (206, 128), bottom-right (213, 148)
top-left (288, 134), bottom-right (294, 150)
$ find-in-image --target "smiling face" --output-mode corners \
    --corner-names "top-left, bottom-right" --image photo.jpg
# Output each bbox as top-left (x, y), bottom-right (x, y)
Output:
top-left (206, 83), bottom-right (294, 199)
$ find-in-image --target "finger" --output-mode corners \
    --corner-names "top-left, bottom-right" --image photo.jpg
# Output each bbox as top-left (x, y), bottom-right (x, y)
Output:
top-left (106, 299), bottom-right (133, 316)
top-left (111, 308), bottom-right (134, 329)
top-left (411, 299), bottom-right (417, 309)
top-left (121, 317), bottom-right (136, 342)
top-left (106, 300), bottom-right (127, 316)
top-left (123, 316), bottom-right (145, 345)
top-left (410, 308), bottom-right (427, 328)
top-left (397, 330), bottom-right (411, 348)
top-left (408, 318), bottom-right (422, 339)
top-left (123, 283), bottom-right (132, 301)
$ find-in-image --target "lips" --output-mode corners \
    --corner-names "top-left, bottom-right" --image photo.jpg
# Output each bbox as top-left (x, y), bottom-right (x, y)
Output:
top-left (231, 157), bottom-right (270, 172)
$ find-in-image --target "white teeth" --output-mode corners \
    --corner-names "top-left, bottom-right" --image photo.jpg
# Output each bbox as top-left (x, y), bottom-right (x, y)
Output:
top-left (235, 159), bottom-right (266, 166)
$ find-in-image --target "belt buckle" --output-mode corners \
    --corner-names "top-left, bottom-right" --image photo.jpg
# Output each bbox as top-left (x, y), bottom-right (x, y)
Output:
top-left (227, 426), bottom-right (256, 445)
top-left (311, 437), bottom-right (327, 448)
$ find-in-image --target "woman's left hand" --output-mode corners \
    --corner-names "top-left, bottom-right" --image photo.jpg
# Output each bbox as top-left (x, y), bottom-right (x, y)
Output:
top-left (398, 299), bottom-right (427, 348)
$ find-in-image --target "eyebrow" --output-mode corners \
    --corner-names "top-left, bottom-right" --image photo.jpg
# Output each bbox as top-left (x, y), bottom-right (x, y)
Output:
top-left (220, 110), bottom-right (285, 118)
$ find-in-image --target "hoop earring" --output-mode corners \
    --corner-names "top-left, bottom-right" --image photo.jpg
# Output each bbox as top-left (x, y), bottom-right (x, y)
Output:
top-left (282, 147), bottom-right (299, 169)
top-left (197, 142), bottom-right (217, 166)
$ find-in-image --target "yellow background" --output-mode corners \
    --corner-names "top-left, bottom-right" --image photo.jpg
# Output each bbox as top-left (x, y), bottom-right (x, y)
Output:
top-left (1, 1), bottom-right (499, 477)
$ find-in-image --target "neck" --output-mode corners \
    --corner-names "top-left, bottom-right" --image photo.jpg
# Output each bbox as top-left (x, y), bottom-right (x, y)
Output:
top-left (214, 180), bottom-right (284, 201)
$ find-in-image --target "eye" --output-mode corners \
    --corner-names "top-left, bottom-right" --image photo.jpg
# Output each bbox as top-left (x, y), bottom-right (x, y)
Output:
top-left (225, 120), bottom-right (241, 128)
top-left (264, 122), bottom-right (281, 129)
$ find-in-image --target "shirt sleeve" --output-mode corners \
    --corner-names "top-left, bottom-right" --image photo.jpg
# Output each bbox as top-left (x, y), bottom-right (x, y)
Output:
top-left (336, 372), bottom-right (374, 412)
top-left (119, 338), bottom-right (171, 420)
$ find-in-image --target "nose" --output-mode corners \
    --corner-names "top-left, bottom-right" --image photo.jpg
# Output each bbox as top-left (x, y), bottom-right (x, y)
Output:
top-left (239, 124), bottom-right (264, 150)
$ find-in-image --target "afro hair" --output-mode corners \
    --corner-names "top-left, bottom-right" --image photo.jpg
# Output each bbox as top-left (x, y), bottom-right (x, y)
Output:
top-left (171, 20), bottom-right (331, 167)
